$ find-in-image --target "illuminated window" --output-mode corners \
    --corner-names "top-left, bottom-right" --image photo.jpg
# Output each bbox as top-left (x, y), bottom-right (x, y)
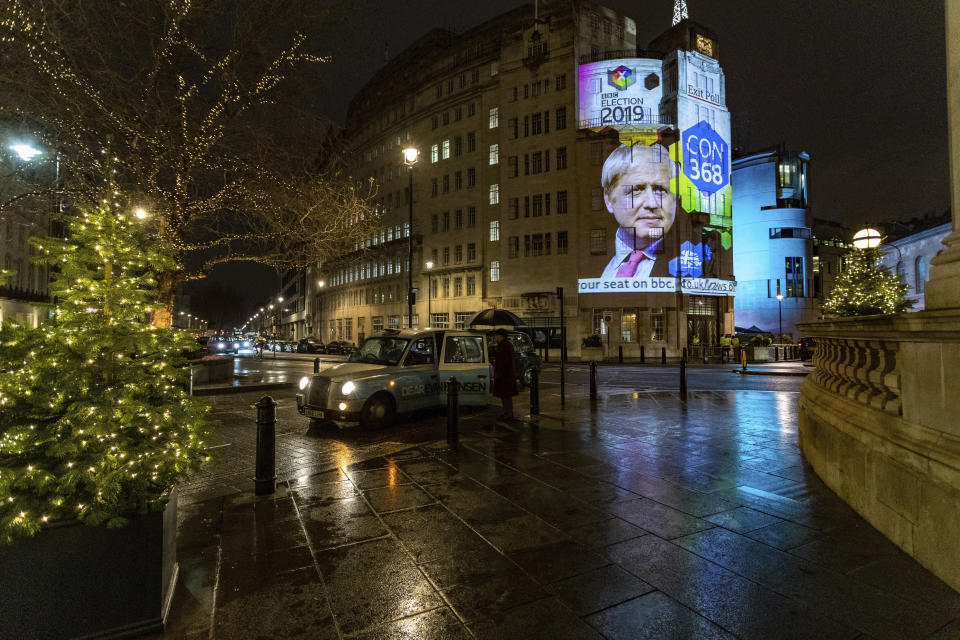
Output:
top-left (489, 144), bottom-right (499, 165)
top-left (431, 312), bottom-right (450, 328)
top-left (431, 144), bottom-right (439, 163)
top-left (372, 316), bottom-right (384, 333)
top-left (489, 184), bottom-right (500, 205)
top-left (489, 107), bottom-right (499, 128)
top-left (489, 220), bottom-right (500, 241)
top-left (442, 139), bottom-right (450, 160)
top-left (490, 62), bottom-right (498, 77)
top-left (785, 257), bottom-right (804, 297)
top-left (621, 311), bottom-right (637, 342)
top-left (650, 309), bottom-right (664, 342)
top-left (490, 261), bottom-right (500, 281)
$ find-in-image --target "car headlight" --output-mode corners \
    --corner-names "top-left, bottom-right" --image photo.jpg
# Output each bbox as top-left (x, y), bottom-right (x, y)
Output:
top-left (299, 376), bottom-right (310, 390)
top-left (341, 381), bottom-right (355, 395)
top-left (216, 343), bottom-right (224, 349)
top-left (243, 341), bottom-right (250, 347)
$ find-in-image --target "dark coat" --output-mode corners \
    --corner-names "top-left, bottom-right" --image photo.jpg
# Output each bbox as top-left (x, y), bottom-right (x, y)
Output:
top-left (492, 338), bottom-right (518, 398)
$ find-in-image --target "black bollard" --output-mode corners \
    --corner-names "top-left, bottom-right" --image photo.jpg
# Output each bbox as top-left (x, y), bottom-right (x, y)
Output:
top-left (589, 361), bottom-right (598, 401)
top-left (640, 346), bottom-right (645, 364)
top-left (446, 377), bottom-right (459, 446)
top-left (774, 346), bottom-right (779, 362)
top-left (618, 345), bottom-right (623, 363)
top-left (680, 354), bottom-right (687, 394)
top-left (313, 357), bottom-right (320, 373)
top-left (255, 396), bottom-right (277, 496)
top-left (661, 347), bottom-right (666, 364)
top-left (682, 347), bottom-right (687, 362)
top-left (529, 367), bottom-right (540, 415)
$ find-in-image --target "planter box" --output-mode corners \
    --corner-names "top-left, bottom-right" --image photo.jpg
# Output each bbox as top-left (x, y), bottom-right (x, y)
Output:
top-left (579, 346), bottom-right (605, 361)
top-left (190, 357), bottom-right (233, 384)
top-left (0, 491), bottom-right (178, 639)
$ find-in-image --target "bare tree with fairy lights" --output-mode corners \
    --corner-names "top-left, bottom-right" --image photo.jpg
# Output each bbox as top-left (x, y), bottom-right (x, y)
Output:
top-left (0, 0), bottom-right (377, 327)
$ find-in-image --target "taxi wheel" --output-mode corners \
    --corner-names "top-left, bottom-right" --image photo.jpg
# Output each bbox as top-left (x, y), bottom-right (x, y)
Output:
top-left (520, 367), bottom-right (533, 388)
top-left (360, 393), bottom-right (396, 429)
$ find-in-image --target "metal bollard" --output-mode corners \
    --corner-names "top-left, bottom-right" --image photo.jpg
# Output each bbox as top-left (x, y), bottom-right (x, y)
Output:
top-left (255, 396), bottom-right (277, 496)
top-left (640, 346), bottom-right (645, 364)
top-left (589, 361), bottom-right (598, 401)
top-left (680, 354), bottom-right (687, 394)
top-left (661, 347), bottom-right (666, 364)
top-left (741, 349), bottom-right (747, 372)
top-left (618, 345), bottom-right (623, 363)
top-left (314, 357), bottom-right (320, 373)
top-left (529, 367), bottom-right (540, 415)
top-left (446, 377), bottom-right (459, 446)
top-left (682, 347), bottom-right (687, 362)
top-left (774, 347), bottom-right (779, 362)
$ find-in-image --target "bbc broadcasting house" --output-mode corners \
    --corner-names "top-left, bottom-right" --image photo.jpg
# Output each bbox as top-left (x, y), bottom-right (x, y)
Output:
top-left (308, 1), bottom-right (736, 360)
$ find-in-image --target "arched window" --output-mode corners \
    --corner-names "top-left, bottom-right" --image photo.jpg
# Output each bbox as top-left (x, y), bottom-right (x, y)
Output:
top-left (916, 257), bottom-right (926, 294)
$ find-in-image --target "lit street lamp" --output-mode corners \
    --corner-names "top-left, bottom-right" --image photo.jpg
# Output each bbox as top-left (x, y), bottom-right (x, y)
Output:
top-left (776, 293), bottom-right (783, 343)
top-left (403, 146), bottom-right (419, 328)
top-left (425, 261), bottom-right (433, 328)
top-left (852, 228), bottom-right (882, 249)
top-left (9, 143), bottom-right (42, 161)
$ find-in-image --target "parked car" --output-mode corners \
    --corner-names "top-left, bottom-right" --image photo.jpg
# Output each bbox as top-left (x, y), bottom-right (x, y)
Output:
top-left (485, 330), bottom-right (541, 387)
top-left (296, 329), bottom-right (489, 428)
top-left (798, 337), bottom-right (817, 361)
top-left (325, 340), bottom-right (357, 355)
top-left (297, 338), bottom-right (326, 354)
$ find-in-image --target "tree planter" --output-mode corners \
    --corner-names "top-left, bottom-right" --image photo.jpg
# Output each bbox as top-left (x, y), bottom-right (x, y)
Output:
top-left (579, 346), bottom-right (605, 362)
top-left (0, 490), bottom-right (178, 640)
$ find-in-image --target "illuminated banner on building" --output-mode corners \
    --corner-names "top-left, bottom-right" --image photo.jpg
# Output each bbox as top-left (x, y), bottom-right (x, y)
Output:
top-left (578, 58), bottom-right (663, 128)
top-left (576, 55), bottom-right (733, 297)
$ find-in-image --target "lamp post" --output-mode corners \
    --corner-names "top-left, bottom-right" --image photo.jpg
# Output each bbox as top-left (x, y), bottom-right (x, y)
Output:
top-left (776, 294), bottom-right (783, 343)
top-left (403, 147), bottom-right (419, 328)
top-left (316, 280), bottom-right (325, 341)
top-left (855, 226), bottom-right (903, 282)
top-left (425, 261), bottom-right (434, 328)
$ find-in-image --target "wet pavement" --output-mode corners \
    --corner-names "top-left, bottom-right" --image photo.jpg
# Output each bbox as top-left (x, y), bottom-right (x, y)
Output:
top-left (157, 385), bottom-right (960, 639)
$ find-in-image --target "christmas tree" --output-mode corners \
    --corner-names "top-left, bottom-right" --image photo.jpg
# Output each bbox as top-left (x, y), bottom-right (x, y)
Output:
top-left (0, 199), bottom-right (213, 545)
top-left (822, 247), bottom-right (912, 317)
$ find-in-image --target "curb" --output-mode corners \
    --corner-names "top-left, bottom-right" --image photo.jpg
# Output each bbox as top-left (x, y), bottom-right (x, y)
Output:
top-left (193, 381), bottom-right (299, 396)
top-left (731, 369), bottom-right (809, 377)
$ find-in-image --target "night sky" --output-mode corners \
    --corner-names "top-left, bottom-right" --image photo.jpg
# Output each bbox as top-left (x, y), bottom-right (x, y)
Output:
top-left (200, 0), bottom-right (950, 327)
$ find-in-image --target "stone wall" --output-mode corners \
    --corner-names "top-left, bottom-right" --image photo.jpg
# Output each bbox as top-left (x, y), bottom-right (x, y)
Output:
top-left (798, 311), bottom-right (960, 592)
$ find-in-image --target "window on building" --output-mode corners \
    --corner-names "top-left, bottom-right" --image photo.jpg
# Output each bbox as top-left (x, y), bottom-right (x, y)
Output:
top-left (591, 187), bottom-right (603, 210)
top-left (387, 315), bottom-right (401, 329)
top-left (524, 196), bottom-right (530, 217)
top-left (431, 144), bottom-right (439, 163)
top-left (523, 115), bottom-right (530, 137)
top-left (471, 69), bottom-right (479, 84)
top-left (490, 61), bottom-right (498, 76)
top-left (467, 131), bottom-right (476, 152)
top-left (431, 312), bottom-right (450, 328)
top-left (442, 211), bottom-right (450, 231)
top-left (431, 115), bottom-right (438, 129)
top-left (442, 139), bottom-right (450, 159)
top-left (916, 257), bottom-right (927, 293)
top-left (621, 310), bottom-right (636, 342)
top-left (532, 233), bottom-right (544, 256)
top-left (508, 156), bottom-right (518, 178)
top-left (489, 107), bottom-right (499, 128)
top-left (467, 167), bottom-right (476, 187)
top-left (467, 208), bottom-right (476, 227)
top-left (523, 154), bottom-right (530, 176)
top-left (489, 144), bottom-right (499, 165)
top-left (454, 277), bottom-right (463, 297)
top-left (467, 101), bottom-right (476, 116)
top-left (431, 248), bottom-right (438, 264)
top-left (431, 178), bottom-right (438, 196)
top-left (489, 184), bottom-right (499, 205)
top-left (489, 220), bottom-right (500, 241)
top-left (442, 111), bottom-right (450, 126)
top-left (508, 236), bottom-right (520, 258)
top-left (545, 192), bottom-right (551, 215)
top-left (785, 257), bottom-right (804, 297)
top-left (372, 316), bottom-right (384, 333)
top-left (490, 261), bottom-right (500, 281)
top-left (650, 308), bottom-right (665, 342)
top-left (442, 174), bottom-right (450, 193)
top-left (508, 197), bottom-right (519, 219)
top-left (454, 311), bottom-right (474, 329)
top-left (442, 246), bottom-right (450, 265)
top-left (557, 190), bottom-right (568, 214)
top-left (454, 171), bottom-right (462, 191)
top-left (455, 245), bottom-right (463, 263)
top-left (556, 106), bottom-right (566, 130)
top-left (531, 112), bottom-right (542, 135)
top-left (557, 231), bottom-right (568, 254)
top-left (590, 228), bottom-right (606, 254)
top-left (454, 106), bottom-right (462, 121)
top-left (590, 142), bottom-right (603, 165)
top-left (344, 318), bottom-right (353, 340)
top-left (454, 136), bottom-right (462, 156)
top-left (466, 275), bottom-right (476, 296)
top-left (455, 209), bottom-right (463, 229)
top-left (442, 277), bottom-right (450, 297)
top-left (532, 194), bottom-right (543, 217)
top-left (555, 73), bottom-right (566, 90)
top-left (467, 242), bottom-right (476, 261)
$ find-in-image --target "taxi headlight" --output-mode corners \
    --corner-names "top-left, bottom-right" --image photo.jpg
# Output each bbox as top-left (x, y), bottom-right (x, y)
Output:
top-left (216, 343), bottom-right (224, 350)
top-left (243, 340), bottom-right (251, 347)
top-left (341, 381), bottom-right (355, 395)
top-left (299, 376), bottom-right (310, 390)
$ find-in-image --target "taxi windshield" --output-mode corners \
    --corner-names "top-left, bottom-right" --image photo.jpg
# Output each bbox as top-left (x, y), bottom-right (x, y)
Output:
top-left (348, 337), bottom-right (410, 366)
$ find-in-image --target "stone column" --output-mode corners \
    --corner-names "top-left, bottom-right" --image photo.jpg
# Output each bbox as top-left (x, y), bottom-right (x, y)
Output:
top-left (926, 0), bottom-right (960, 309)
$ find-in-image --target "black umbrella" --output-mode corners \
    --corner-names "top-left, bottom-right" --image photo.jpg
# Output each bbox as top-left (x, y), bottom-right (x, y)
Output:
top-left (468, 309), bottom-right (525, 328)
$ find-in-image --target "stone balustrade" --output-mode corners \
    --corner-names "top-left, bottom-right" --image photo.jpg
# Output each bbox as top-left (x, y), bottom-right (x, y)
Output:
top-left (798, 309), bottom-right (960, 593)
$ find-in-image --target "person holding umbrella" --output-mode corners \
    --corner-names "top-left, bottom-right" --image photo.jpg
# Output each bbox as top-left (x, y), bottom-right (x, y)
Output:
top-left (492, 328), bottom-right (518, 420)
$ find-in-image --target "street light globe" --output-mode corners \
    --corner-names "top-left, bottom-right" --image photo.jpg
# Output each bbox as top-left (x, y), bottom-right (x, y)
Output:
top-left (260, 307), bottom-right (265, 312)
top-left (134, 207), bottom-right (148, 220)
top-left (425, 261), bottom-right (434, 269)
top-left (776, 294), bottom-right (784, 301)
top-left (317, 280), bottom-right (325, 288)
top-left (269, 304), bottom-right (275, 309)
top-left (10, 144), bottom-right (42, 161)
top-left (853, 228), bottom-right (882, 249)
top-left (402, 147), bottom-right (419, 166)
top-left (277, 297), bottom-right (284, 303)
